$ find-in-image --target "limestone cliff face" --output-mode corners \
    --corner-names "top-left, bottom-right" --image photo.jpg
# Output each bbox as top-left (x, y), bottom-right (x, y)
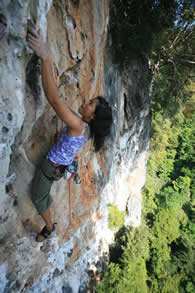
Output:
top-left (0, 1), bottom-right (151, 292)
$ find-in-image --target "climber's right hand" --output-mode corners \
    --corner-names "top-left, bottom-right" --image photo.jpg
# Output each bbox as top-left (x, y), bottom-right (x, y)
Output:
top-left (27, 26), bottom-right (50, 61)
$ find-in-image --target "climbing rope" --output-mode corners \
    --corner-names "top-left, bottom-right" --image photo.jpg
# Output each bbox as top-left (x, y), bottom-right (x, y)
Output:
top-left (67, 176), bottom-right (72, 230)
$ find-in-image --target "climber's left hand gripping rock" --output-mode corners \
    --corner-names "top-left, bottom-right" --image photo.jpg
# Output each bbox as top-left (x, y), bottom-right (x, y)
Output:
top-left (27, 26), bottom-right (50, 61)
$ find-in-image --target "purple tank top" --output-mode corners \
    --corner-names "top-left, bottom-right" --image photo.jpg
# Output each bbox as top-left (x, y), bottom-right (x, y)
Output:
top-left (48, 122), bottom-right (90, 165)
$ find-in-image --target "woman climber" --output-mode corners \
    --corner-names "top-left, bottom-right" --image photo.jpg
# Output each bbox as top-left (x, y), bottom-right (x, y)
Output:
top-left (27, 27), bottom-right (113, 242)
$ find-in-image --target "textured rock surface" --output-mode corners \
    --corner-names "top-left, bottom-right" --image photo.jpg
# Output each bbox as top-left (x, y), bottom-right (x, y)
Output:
top-left (0, 0), bottom-right (151, 292)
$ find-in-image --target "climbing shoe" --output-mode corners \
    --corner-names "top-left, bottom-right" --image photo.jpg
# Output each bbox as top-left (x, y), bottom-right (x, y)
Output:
top-left (35, 223), bottom-right (56, 242)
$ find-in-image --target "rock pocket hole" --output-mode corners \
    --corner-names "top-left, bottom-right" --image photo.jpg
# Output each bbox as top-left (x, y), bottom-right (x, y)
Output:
top-left (0, 14), bottom-right (8, 43)
top-left (26, 55), bottom-right (41, 102)
top-left (71, 0), bottom-right (80, 7)
top-left (7, 113), bottom-right (13, 121)
top-left (2, 126), bottom-right (9, 133)
top-left (5, 184), bottom-right (12, 194)
top-left (0, 14), bottom-right (7, 26)
top-left (13, 197), bottom-right (18, 206)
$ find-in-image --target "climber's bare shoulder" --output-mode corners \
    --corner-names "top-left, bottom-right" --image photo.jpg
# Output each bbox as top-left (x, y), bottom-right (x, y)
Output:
top-left (52, 99), bottom-right (83, 135)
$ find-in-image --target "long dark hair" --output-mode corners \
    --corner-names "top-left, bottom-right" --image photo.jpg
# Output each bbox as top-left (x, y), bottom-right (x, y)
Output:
top-left (90, 96), bottom-right (113, 152)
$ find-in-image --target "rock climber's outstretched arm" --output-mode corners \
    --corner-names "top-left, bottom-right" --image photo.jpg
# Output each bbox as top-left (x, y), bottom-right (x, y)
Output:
top-left (27, 28), bottom-right (83, 134)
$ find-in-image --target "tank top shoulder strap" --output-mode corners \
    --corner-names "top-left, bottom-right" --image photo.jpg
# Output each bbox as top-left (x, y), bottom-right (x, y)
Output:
top-left (81, 121), bottom-right (88, 136)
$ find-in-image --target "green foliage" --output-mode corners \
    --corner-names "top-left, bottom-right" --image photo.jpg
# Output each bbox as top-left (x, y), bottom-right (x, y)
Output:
top-left (108, 204), bottom-right (125, 230)
top-left (96, 225), bottom-right (149, 293)
top-left (145, 107), bottom-right (194, 291)
top-left (96, 263), bottom-right (121, 293)
top-left (109, 0), bottom-right (178, 67)
top-left (143, 94), bottom-right (194, 290)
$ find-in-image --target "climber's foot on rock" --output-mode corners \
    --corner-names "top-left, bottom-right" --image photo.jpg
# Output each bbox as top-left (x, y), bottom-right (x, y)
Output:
top-left (36, 223), bottom-right (56, 242)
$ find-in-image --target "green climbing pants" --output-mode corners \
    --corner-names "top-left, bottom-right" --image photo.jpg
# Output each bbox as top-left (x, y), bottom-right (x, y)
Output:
top-left (32, 157), bottom-right (66, 214)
